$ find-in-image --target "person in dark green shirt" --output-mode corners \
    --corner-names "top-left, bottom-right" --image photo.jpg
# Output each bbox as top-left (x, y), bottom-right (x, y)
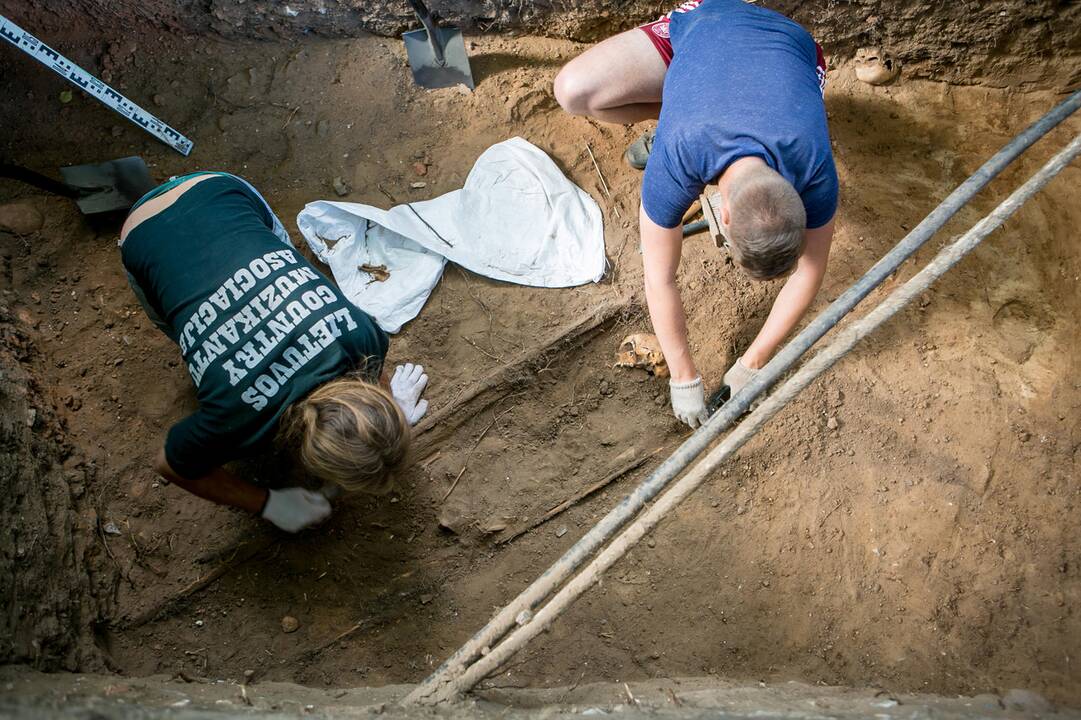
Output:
top-left (120, 172), bottom-right (430, 532)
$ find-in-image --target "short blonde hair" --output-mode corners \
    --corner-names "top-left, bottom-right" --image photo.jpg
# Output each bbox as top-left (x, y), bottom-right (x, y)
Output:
top-left (726, 165), bottom-right (806, 281)
top-left (280, 374), bottom-right (410, 494)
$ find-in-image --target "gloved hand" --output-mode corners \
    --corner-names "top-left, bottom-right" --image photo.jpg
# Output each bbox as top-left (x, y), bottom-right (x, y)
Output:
top-left (723, 358), bottom-right (758, 396)
top-left (669, 376), bottom-right (710, 429)
top-left (261, 487), bottom-right (332, 533)
top-left (391, 363), bottom-right (430, 425)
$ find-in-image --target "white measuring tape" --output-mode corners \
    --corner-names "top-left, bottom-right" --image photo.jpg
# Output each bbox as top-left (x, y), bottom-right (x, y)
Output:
top-left (1, 14), bottom-right (194, 156)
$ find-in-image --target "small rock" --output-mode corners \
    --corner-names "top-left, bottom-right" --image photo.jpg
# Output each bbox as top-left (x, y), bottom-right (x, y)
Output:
top-left (194, 620), bottom-right (204, 628)
top-left (59, 89), bottom-right (73, 104)
top-left (599, 380), bottom-right (611, 396)
top-left (419, 594), bottom-right (433, 605)
top-left (654, 394), bottom-right (665, 406)
top-left (826, 416), bottom-right (839, 430)
top-left (153, 93), bottom-right (166, 107)
top-left (555, 526), bottom-right (568, 538)
top-left (243, 670), bottom-right (255, 684)
top-left (919, 293), bottom-right (931, 308)
top-left (103, 521), bottom-right (122, 535)
top-left (332, 177), bottom-right (350, 197)
top-left (281, 615), bottom-right (300, 633)
top-left (412, 162), bottom-right (428, 176)
top-left (410, 181), bottom-right (427, 189)
top-left (967, 694), bottom-right (1003, 712)
top-left (438, 507), bottom-right (467, 535)
top-left (1003, 689), bottom-right (1052, 714)
top-left (25, 408), bottom-right (37, 427)
top-left (646, 537), bottom-right (655, 548)
top-left (0, 202), bottom-right (45, 235)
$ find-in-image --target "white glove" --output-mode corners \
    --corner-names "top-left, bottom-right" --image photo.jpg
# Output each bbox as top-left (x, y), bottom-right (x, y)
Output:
top-left (390, 363), bottom-right (430, 425)
top-left (669, 376), bottom-right (710, 429)
top-left (723, 358), bottom-right (758, 396)
top-left (261, 487), bottom-right (332, 533)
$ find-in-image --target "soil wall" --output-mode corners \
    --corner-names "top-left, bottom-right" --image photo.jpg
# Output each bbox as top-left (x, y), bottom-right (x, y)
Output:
top-left (0, 303), bottom-right (112, 671)
top-left (2, 0), bottom-right (1079, 90)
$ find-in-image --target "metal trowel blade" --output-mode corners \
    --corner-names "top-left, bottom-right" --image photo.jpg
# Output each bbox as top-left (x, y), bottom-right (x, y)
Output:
top-left (60, 156), bottom-right (155, 215)
top-left (403, 26), bottom-right (475, 91)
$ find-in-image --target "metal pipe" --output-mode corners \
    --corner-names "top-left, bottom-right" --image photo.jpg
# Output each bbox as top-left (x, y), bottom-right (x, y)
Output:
top-left (436, 132), bottom-right (1081, 702)
top-left (405, 89), bottom-right (1081, 705)
top-left (682, 218), bottom-right (708, 237)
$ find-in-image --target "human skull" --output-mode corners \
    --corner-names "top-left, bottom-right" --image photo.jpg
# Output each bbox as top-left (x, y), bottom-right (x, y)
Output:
top-left (615, 333), bottom-right (669, 378)
top-left (854, 47), bottom-right (899, 86)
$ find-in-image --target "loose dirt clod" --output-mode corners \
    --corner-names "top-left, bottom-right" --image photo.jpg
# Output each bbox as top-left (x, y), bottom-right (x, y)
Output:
top-left (0, 202), bottom-right (44, 235)
top-left (359, 264), bottom-right (390, 283)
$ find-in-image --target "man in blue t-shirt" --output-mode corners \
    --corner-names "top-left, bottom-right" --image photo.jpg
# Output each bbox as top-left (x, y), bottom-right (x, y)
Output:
top-left (554, 0), bottom-right (838, 428)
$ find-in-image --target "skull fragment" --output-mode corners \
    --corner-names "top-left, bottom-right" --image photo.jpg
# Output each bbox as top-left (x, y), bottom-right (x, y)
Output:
top-left (615, 333), bottom-right (669, 378)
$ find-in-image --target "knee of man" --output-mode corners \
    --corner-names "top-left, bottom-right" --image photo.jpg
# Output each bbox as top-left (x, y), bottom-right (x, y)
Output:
top-left (553, 65), bottom-right (594, 115)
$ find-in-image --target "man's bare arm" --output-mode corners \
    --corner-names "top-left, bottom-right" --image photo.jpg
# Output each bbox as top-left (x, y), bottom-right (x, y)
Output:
top-left (640, 205), bottom-right (698, 382)
top-left (154, 448), bottom-right (268, 514)
top-left (741, 219), bottom-right (835, 369)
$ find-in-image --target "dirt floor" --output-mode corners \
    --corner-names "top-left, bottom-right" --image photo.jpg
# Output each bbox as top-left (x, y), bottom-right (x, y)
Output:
top-left (1, 28), bottom-right (1080, 709)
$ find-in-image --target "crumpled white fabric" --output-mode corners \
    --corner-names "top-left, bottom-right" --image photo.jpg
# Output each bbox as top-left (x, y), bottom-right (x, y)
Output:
top-left (297, 137), bottom-right (605, 333)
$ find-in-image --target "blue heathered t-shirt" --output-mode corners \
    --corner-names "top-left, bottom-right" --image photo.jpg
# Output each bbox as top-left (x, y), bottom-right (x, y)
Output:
top-left (641, 0), bottom-right (838, 230)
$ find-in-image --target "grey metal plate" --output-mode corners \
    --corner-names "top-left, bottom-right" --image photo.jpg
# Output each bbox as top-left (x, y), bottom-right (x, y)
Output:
top-left (403, 26), bottom-right (474, 90)
top-left (60, 156), bottom-right (154, 214)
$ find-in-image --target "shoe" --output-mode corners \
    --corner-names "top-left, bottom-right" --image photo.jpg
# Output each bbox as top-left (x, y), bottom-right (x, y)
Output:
top-left (623, 129), bottom-right (655, 170)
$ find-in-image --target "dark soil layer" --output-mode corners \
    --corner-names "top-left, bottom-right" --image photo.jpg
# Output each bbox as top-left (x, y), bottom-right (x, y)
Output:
top-left (0, 16), bottom-right (1080, 712)
top-left (2, 0), bottom-right (1079, 89)
top-left (0, 305), bottom-right (114, 671)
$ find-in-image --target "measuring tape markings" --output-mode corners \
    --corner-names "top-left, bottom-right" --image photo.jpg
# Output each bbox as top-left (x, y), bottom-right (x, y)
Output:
top-left (0, 14), bottom-right (193, 156)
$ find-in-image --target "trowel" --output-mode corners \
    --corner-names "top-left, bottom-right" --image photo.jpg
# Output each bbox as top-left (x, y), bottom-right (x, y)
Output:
top-left (402, 0), bottom-right (475, 91)
top-left (1, 157), bottom-right (155, 215)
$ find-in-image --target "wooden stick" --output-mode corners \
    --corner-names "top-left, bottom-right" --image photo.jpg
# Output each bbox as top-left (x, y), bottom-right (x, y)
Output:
top-left (498, 446), bottom-right (660, 545)
top-left (585, 144), bottom-right (620, 219)
top-left (585, 144), bottom-right (611, 199)
top-left (288, 619), bottom-right (372, 666)
top-left (681, 198), bottom-right (702, 224)
top-left (413, 296), bottom-right (635, 453)
top-left (443, 466), bottom-right (467, 502)
top-left (121, 535), bottom-right (277, 629)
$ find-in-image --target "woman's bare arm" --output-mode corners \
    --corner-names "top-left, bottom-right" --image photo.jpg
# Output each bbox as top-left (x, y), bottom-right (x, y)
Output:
top-left (154, 447), bottom-right (268, 514)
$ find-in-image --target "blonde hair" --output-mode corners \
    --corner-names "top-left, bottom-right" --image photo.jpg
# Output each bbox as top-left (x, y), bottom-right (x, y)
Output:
top-left (726, 165), bottom-right (806, 281)
top-left (279, 374), bottom-right (411, 495)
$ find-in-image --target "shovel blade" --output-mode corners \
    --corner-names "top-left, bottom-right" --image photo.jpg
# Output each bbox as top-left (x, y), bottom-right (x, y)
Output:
top-left (403, 26), bottom-right (474, 91)
top-left (59, 156), bottom-right (155, 215)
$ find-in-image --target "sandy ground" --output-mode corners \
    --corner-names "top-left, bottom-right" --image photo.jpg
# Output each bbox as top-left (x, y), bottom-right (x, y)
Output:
top-left (4, 665), bottom-right (1074, 718)
top-left (1, 30), bottom-right (1080, 706)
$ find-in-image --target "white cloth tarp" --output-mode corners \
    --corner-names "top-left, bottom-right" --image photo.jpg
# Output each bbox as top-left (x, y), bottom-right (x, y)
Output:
top-left (296, 137), bottom-right (605, 333)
